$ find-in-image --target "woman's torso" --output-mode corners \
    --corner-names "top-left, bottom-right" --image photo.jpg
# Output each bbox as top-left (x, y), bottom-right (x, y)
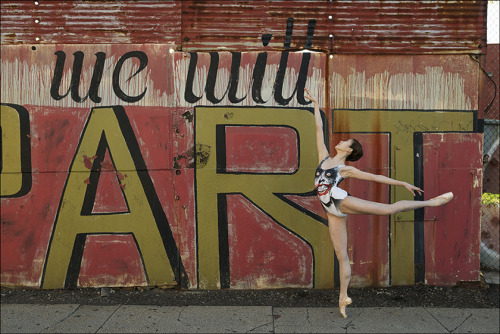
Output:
top-left (314, 157), bottom-right (345, 195)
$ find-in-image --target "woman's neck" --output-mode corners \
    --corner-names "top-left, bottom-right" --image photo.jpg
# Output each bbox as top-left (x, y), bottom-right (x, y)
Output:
top-left (325, 154), bottom-right (347, 166)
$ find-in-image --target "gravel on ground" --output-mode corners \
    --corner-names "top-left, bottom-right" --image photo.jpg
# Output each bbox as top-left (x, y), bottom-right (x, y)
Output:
top-left (1, 281), bottom-right (498, 309)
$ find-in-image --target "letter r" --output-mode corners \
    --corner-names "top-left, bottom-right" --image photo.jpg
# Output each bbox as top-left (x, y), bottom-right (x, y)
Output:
top-left (195, 107), bottom-right (334, 289)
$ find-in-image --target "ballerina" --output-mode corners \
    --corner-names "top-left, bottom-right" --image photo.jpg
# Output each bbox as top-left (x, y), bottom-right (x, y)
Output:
top-left (304, 89), bottom-right (453, 318)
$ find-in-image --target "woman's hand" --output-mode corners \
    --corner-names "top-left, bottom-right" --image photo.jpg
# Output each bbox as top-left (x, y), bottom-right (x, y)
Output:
top-left (403, 182), bottom-right (424, 196)
top-left (304, 88), bottom-right (317, 104)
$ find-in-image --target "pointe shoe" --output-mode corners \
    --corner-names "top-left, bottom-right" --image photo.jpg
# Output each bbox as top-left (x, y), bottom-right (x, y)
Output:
top-left (431, 192), bottom-right (454, 206)
top-left (339, 297), bottom-right (352, 318)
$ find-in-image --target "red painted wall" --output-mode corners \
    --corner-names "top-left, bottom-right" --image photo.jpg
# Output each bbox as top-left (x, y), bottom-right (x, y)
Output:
top-left (1, 2), bottom-right (486, 289)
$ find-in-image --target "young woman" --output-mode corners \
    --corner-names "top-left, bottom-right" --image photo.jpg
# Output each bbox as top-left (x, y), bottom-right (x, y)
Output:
top-left (304, 89), bottom-right (453, 318)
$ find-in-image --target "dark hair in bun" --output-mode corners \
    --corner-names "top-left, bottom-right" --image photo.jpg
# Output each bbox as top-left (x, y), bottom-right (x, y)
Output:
top-left (346, 139), bottom-right (363, 162)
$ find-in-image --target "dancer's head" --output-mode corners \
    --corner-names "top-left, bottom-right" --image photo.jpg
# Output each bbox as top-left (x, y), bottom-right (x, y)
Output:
top-left (335, 138), bottom-right (363, 161)
top-left (346, 138), bottom-right (363, 162)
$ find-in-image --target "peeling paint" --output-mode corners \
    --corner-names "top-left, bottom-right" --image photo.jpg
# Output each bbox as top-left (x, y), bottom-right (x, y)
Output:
top-left (1, 40), bottom-right (484, 289)
top-left (472, 173), bottom-right (480, 188)
top-left (182, 111), bottom-right (193, 123)
top-left (116, 172), bottom-right (127, 181)
top-left (1, 54), bottom-right (169, 108)
top-left (83, 155), bottom-right (97, 169)
top-left (194, 144), bottom-right (211, 169)
top-left (330, 66), bottom-right (473, 110)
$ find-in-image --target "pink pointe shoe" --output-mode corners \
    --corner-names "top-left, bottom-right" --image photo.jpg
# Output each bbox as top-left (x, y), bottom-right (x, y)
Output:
top-left (339, 297), bottom-right (352, 318)
top-left (431, 192), bottom-right (454, 206)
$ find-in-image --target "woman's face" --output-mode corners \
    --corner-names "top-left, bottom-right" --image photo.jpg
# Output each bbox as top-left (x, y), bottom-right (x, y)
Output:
top-left (335, 139), bottom-right (353, 152)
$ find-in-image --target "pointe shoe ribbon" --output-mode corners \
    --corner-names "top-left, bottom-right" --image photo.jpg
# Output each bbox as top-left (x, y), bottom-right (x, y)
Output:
top-left (339, 297), bottom-right (352, 318)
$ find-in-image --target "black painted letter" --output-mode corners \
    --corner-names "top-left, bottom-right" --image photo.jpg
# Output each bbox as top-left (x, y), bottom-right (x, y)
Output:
top-left (112, 51), bottom-right (148, 103)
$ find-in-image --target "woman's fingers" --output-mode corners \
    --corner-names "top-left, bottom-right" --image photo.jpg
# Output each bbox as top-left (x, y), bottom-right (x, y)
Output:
top-left (306, 95), bottom-right (316, 103)
top-left (304, 88), bottom-right (315, 101)
top-left (406, 184), bottom-right (424, 197)
top-left (413, 187), bottom-right (424, 196)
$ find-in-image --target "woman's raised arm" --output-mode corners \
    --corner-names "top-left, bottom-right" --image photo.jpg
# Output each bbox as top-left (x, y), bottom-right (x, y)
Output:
top-left (304, 89), bottom-right (329, 163)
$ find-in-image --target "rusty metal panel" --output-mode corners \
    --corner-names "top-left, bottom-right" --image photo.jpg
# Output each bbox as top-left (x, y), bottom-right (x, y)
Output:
top-left (329, 53), bottom-right (481, 285)
top-left (78, 234), bottom-right (147, 287)
top-left (329, 0), bottom-right (486, 54)
top-left (181, 0), bottom-right (486, 54)
top-left (0, 1), bottom-right (181, 45)
top-left (0, 44), bottom-right (196, 289)
top-left (423, 133), bottom-right (482, 285)
top-left (179, 0), bottom-right (331, 52)
top-left (1, 40), bottom-right (485, 290)
top-left (1, 1), bottom-right (486, 54)
top-left (1, 46), bottom-right (336, 290)
top-left (332, 133), bottom-right (391, 287)
top-left (331, 108), bottom-right (480, 285)
top-left (177, 51), bottom-right (337, 289)
top-left (481, 44), bottom-right (499, 119)
top-left (225, 194), bottom-right (314, 289)
top-left (329, 54), bottom-right (480, 111)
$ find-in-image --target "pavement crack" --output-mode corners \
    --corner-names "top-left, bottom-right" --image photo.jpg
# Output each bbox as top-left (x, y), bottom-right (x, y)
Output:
top-left (306, 308), bottom-right (313, 324)
top-left (271, 306), bottom-right (276, 333)
top-left (247, 321), bottom-right (273, 333)
top-left (450, 312), bottom-right (473, 333)
top-left (96, 304), bottom-right (121, 333)
top-left (342, 308), bottom-right (363, 333)
top-left (41, 304), bottom-right (81, 333)
top-left (423, 307), bottom-right (451, 333)
top-left (176, 306), bottom-right (190, 325)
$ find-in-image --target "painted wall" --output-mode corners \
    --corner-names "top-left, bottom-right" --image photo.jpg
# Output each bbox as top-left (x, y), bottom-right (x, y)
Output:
top-left (1, 44), bottom-right (483, 289)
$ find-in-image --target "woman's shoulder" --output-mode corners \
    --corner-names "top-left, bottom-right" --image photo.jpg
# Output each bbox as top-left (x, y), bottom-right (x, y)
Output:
top-left (337, 165), bottom-right (357, 177)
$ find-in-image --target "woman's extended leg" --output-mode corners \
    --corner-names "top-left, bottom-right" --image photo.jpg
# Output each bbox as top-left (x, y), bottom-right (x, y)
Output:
top-left (327, 213), bottom-right (352, 318)
top-left (339, 192), bottom-right (453, 216)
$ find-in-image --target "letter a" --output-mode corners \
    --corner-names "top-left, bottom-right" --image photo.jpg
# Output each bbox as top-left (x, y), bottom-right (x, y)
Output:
top-left (41, 106), bottom-right (186, 289)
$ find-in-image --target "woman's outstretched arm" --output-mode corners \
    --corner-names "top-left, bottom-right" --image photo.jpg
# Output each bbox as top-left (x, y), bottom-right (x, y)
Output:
top-left (304, 89), bottom-right (329, 163)
top-left (340, 166), bottom-right (423, 196)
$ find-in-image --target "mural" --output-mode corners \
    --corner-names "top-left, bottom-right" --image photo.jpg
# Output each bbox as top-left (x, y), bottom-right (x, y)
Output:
top-left (0, 42), bottom-right (482, 289)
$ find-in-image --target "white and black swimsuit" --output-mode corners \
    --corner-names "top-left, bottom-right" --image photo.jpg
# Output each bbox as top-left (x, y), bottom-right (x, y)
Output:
top-left (314, 156), bottom-right (349, 217)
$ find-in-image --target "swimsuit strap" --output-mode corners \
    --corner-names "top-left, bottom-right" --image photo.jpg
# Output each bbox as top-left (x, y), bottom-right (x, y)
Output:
top-left (319, 156), bottom-right (330, 165)
top-left (319, 157), bottom-right (345, 171)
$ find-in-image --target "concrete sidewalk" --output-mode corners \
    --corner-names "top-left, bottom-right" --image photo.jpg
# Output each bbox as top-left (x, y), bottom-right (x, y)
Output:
top-left (1, 304), bottom-right (499, 333)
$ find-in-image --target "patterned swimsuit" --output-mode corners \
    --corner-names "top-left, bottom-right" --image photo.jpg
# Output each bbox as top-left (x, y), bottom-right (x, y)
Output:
top-left (314, 156), bottom-right (349, 217)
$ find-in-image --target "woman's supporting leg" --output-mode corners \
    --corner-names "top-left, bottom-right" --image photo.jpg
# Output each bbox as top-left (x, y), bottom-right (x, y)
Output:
top-left (327, 213), bottom-right (352, 318)
top-left (339, 192), bottom-right (453, 216)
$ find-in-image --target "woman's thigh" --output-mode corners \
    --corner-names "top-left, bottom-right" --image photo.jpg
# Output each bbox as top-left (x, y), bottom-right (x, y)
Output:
top-left (339, 196), bottom-right (392, 216)
top-left (327, 214), bottom-right (348, 254)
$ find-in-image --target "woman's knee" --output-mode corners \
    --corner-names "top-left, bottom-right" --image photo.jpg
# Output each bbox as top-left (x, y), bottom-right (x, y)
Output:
top-left (335, 250), bottom-right (349, 264)
top-left (385, 205), bottom-right (397, 215)
top-left (380, 202), bottom-right (403, 215)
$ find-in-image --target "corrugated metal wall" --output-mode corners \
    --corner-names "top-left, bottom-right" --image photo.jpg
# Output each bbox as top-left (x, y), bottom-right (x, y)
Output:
top-left (1, 0), bottom-right (487, 290)
top-left (1, 0), bottom-right (486, 53)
